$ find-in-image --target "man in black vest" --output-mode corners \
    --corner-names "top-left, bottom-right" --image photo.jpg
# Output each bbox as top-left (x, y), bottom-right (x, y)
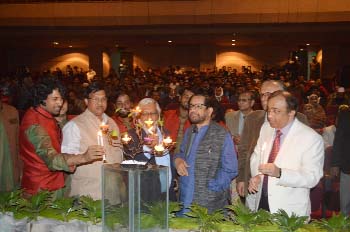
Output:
top-left (174, 94), bottom-right (238, 215)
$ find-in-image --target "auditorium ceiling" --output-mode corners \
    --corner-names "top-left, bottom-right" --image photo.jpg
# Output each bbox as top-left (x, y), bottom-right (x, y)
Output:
top-left (1, 22), bottom-right (350, 50)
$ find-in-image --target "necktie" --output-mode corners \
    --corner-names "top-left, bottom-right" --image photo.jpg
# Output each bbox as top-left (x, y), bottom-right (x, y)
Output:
top-left (261, 130), bottom-right (282, 196)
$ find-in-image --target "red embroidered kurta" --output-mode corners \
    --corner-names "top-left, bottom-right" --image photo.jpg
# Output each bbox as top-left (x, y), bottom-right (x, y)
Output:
top-left (20, 107), bottom-right (67, 195)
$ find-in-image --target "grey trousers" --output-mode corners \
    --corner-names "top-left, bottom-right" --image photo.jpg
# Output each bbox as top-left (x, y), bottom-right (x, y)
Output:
top-left (340, 171), bottom-right (350, 215)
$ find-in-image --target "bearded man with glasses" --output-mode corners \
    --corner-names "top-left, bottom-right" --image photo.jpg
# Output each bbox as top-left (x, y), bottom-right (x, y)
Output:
top-left (174, 93), bottom-right (238, 215)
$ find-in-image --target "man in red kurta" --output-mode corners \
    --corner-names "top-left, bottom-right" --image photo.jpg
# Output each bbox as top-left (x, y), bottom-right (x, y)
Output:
top-left (20, 78), bottom-right (104, 198)
top-left (163, 87), bottom-right (194, 154)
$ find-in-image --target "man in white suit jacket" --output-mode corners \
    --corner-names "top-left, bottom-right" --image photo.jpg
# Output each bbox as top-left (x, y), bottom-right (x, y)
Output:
top-left (248, 90), bottom-right (324, 217)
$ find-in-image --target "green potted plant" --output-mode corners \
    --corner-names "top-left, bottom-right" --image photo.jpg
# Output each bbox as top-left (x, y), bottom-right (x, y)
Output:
top-left (314, 213), bottom-right (350, 232)
top-left (272, 209), bottom-right (308, 232)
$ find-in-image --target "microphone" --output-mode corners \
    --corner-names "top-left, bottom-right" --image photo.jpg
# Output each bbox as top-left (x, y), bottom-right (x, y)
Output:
top-left (192, 126), bottom-right (198, 133)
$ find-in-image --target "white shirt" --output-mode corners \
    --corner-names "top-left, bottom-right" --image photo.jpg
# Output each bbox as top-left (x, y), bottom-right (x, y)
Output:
top-left (142, 126), bottom-right (172, 192)
top-left (322, 125), bottom-right (336, 148)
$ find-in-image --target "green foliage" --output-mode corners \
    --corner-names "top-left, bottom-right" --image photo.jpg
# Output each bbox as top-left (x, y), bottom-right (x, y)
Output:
top-left (272, 209), bottom-right (308, 232)
top-left (314, 213), bottom-right (350, 232)
top-left (50, 196), bottom-right (78, 222)
top-left (169, 217), bottom-right (199, 230)
top-left (77, 195), bottom-right (102, 225)
top-left (169, 201), bottom-right (182, 218)
top-left (0, 189), bottom-right (22, 213)
top-left (144, 201), bottom-right (168, 228)
top-left (185, 204), bottom-right (224, 232)
top-left (226, 201), bottom-right (271, 232)
top-left (106, 205), bottom-right (129, 228)
top-left (17, 190), bottom-right (52, 221)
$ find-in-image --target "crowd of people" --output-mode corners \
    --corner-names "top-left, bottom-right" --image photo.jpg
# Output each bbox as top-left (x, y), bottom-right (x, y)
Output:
top-left (1, 63), bottom-right (350, 220)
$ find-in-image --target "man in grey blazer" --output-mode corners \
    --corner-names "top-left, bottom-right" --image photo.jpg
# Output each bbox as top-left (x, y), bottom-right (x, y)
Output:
top-left (237, 80), bottom-right (308, 198)
top-left (225, 90), bottom-right (255, 203)
top-left (225, 90), bottom-right (255, 148)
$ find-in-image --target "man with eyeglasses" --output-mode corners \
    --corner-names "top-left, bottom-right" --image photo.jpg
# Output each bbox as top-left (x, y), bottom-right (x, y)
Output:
top-left (61, 81), bottom-right (123, 202)
top-left (174, 94), bottom-right (238, 215)
top-left (248, 90), bottom-right (323, 217)
top-left (238, 80), bottom-right (308, 208)
top-left (123, 98), bottom-right (172, 201)
top-left (225, 90), bottom-right (255, 203)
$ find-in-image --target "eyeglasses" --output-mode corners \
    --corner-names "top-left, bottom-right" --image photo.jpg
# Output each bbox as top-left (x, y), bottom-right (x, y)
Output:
top-left (140, 112), bottom-right (158, 117)
top-left (189, 103), bottom-right (207, 110)
top-left (89, 97), bottom-right (108, 104)
top-left (238, 98), bottom-right (252, 103)
top-left (267, 108), bottom-right (287, 115)
top-left (260, 92), bottom-right (272, 98)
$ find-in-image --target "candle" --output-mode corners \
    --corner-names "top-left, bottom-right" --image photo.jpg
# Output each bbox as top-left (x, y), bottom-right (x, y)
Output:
top-left (100, 122), bottom-right (109, 134)
top-left (121, 133), bottom-right (132, 143)
top-left (144, 118), bottom-right (154, 127)
top-left (154, 144), bottom-right (165, 152)
top-left (163, 136), bottom-right (172, 145)
top-left (135, 106), bottom-right (141, 113)
top-left (97, 130), bottom-right (106, 162)
top-left (259, 142), bottom-right (267, 175)
top-left (97, 130), bottom-right (104, 146)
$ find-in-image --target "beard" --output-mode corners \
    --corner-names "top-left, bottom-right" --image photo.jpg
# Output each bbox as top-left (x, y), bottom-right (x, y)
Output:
top-left (117, 109), bottom-right (130, 118)
top-left (189, 112), bottom-right (207, 124)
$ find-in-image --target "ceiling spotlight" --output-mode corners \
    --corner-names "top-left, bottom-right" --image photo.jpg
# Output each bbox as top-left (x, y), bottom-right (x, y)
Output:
top-left (68, 45), bottom-right (73, 48)
top-left (53, 42), bottom-right (59, 45)
top-left (300, 48), bottom-right (304, 51)
top-left (232, 39), bottom-right (236, 42)
top-left (306, 43), bottom-right (310, 46)
top-left (168, 40), bottom-right (172, 43)
top-left (232, 43), bottom-right (236, 46)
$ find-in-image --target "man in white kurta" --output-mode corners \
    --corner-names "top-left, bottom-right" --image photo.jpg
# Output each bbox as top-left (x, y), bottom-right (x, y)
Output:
top-left (248, 90), bottom-right (324, 218)
top-left (62, 83), bottom-right (123, 201)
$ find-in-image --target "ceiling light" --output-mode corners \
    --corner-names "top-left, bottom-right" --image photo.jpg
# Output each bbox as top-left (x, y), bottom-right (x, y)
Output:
top-left (232, 39), bottom-right (236, 42)
top-left (232, 43), bottom-right (236, 46)
top-left (168, 40), bottom-right (172, 43)
top-left (68, 45), bottom-right (73, 48)
top-left (306, 43), bottom-right (310, 46)
top-left (300, 48), bottom-right (304, 51)
top-left (53, 42), bottom-right (59, 45)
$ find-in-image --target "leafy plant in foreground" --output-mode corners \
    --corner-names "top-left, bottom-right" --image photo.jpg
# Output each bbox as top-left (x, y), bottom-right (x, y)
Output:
top-left (169, 201), bottom-right (182, 218)
top-left (185, 204), bottom-right (224, 232)
top-left (272, 209), bottom-right (308, 232)
top-left (144, 201), bottom-right (170, 228)
top-left (17, 190), bottom-right (52, 220)
top-left (50, 196), bottom-right (78, 222)
top-left (314, 213), bottom-right (350, 232)
top-left (226, 201), bottom-right (271, 232)
top-left (0, 189), bottom-right (22, 213)
top-left (78, 195), bottom-right (102, 225)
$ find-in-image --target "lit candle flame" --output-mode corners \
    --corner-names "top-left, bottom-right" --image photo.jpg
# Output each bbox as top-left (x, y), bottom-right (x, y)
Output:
top-left (154, 144), bottom-right (165, 152)
top-left (121, 133), bottom-right (132, 143)
top-left (144, 118), bottom-right (154, 127)
top-left (163, 136), bottom-right (172, 145)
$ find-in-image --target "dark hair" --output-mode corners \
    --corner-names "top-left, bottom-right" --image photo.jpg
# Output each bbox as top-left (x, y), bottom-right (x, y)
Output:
top-left (268, 90), bottom-right (299, 112)
top-left (33, 78), bottom-right (65, 107)
top-left (211, 98), bottom-right (225, 123)
top-left (178, 86), bottom-right (195, 96)
top-left (240, 90), bottom-right (256, 101)
top-left (84, 81), bottom-right (105, 99)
